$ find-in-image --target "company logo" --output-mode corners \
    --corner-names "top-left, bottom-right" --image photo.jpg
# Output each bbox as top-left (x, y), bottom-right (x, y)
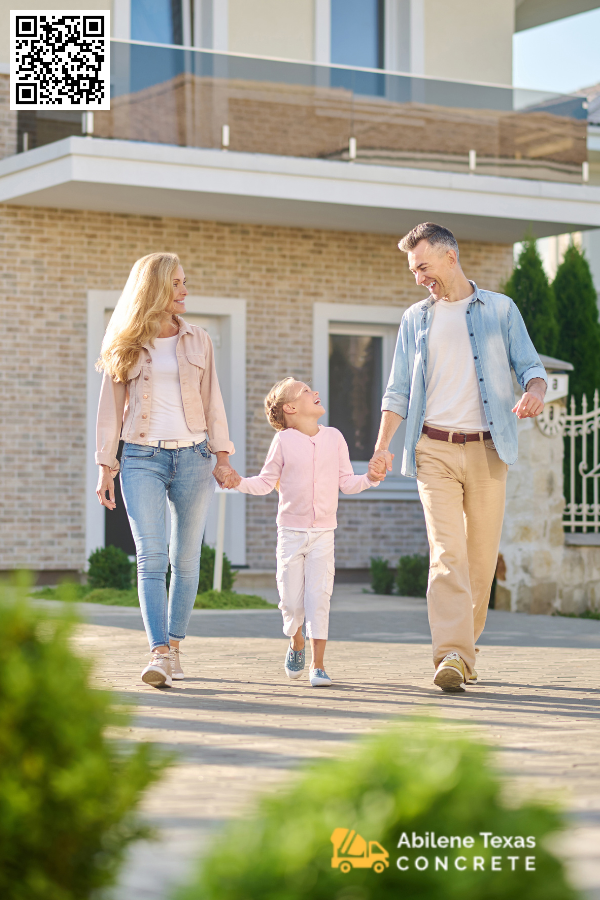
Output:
top-left (331, 828), bottom-right (389, 874)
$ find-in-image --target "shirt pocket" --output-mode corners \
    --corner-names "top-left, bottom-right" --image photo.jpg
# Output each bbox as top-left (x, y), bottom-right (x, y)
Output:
top-left (185, 352), bottom-right (206, 389)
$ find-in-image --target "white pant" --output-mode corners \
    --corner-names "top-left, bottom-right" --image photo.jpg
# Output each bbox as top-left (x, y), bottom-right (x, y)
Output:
top-left (276, 528), bottom-right (335, 640)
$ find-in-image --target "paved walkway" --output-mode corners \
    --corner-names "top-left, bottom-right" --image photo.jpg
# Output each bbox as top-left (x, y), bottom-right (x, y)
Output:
top-left (64, 587), bottom-right (600, 900)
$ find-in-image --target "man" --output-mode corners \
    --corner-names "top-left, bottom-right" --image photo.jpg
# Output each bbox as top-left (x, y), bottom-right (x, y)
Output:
top-left (369, 223), bottom-right (547, 693)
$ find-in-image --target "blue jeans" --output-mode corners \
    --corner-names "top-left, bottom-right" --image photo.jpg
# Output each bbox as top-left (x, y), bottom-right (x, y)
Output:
top-left (120, 441), bottom-right (215, 650)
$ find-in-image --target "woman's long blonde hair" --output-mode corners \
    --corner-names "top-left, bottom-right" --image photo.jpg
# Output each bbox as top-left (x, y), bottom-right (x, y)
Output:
top-left (96, 252), bottom-right (181, 383)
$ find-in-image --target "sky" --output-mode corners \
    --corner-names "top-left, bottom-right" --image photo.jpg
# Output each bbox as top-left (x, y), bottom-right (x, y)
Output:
top-left (513, 7), bottom-right (600, 95)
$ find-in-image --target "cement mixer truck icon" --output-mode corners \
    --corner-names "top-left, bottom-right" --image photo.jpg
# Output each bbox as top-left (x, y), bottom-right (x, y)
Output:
top-left (331, 828), bottom-right (389, 874)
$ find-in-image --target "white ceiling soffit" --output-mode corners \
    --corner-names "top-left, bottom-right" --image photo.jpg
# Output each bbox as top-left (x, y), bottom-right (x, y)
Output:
top-left (1, 137), bottom-right (599, 245)
top-left (515, 0), bottom-right (600, 32)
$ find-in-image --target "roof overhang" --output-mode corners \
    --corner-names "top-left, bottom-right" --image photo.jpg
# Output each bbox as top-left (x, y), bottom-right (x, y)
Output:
top-left (515, 0), bottom-right (600, 32)
top-left (0, 137), bottom-right (599, 244)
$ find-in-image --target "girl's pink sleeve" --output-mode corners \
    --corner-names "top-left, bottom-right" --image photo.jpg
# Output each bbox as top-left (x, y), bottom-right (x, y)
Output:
top-left (236, 434), bottom-right (283, 495)
top-left (337, 431), bottom-right (378, 494)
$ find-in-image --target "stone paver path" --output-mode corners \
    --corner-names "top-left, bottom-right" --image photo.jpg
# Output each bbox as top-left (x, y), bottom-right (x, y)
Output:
top-left (65, 587), bottom-right (600, 900)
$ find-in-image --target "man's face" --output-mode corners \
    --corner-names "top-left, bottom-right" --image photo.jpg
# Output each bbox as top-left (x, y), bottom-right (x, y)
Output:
top-left (407, 239), bottom-right (456, 301)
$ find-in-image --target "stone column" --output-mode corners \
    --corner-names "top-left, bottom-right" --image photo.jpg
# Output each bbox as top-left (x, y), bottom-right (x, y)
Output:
top-left (495, 360), bottom-right (570, 613)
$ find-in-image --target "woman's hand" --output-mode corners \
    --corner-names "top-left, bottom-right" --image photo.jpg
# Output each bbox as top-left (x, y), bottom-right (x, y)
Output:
top-left (96, 465), bottom-right (116, 510)
top-left (221, 469), bottom-right (242, 489)
top-left (212, 451), bottom-right (234, 487)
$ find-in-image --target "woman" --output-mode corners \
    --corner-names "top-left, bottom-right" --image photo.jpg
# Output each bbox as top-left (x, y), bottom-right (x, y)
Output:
top-left (95, 252), bottom-right (234, 688)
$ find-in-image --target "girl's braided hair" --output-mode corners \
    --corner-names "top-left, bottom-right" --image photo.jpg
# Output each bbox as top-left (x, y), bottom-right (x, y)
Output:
top-left (264, 376), bottom-right (301, 431)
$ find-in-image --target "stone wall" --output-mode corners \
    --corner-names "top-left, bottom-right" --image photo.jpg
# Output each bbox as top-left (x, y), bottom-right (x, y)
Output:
top-left (497, 386), bottom-right (600, 615)
top-left (0, 202), bottom-right (513, 573)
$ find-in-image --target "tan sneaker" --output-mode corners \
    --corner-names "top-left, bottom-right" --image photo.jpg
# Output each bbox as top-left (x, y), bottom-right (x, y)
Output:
top-left (433, 652), bottom-right (466, 693)
top-left (468, 669), bottom-right (479, 684)
top-left (169, 647), bottom-right (184, 680)
top-left (141, 651), bottom-right (172, 688)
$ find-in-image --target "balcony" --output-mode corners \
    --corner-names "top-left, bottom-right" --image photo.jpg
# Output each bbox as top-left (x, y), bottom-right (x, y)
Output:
top-left (14, 39), bottom-right (589, 184)
top-left (2, 41), bottom-right (599, 244)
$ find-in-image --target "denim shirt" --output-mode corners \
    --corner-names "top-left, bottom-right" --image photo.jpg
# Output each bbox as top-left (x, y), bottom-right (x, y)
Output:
top-left (381, 282), bottom-right (547, 478)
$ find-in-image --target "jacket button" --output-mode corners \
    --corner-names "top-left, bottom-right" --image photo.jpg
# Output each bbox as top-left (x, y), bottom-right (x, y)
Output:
top-left (144, 376), bottom-right (149, 381)
top-left (142, 414), bottom-right (147, 419)
top-left (143, 394), bottom-right (148, 399)
top-left (146, 358), bottom-right (151, 363)
top-left (140, 432), bottom-right (145, 437)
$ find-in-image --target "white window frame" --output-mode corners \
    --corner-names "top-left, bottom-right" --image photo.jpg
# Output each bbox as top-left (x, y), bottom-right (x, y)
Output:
top-left (313, 302), bottom-right (418, 499)
top-left (86, 291), bottom-right (247, 565)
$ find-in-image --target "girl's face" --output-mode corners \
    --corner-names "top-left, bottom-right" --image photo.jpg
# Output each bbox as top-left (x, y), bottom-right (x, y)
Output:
top-left (169, 265), bottom-right (188, 315)
top-left (285, 382), bottom-right (326, 420)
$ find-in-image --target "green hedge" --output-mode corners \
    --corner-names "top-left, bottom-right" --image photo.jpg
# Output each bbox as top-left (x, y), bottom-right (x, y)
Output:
top-left (177, 719), bottom-right (578, 900)
top-left (0, 578), bottom-right (168, 899)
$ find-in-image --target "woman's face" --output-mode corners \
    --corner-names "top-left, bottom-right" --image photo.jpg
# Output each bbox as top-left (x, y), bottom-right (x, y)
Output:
top-left (169, 265), bottom-right (188, 315)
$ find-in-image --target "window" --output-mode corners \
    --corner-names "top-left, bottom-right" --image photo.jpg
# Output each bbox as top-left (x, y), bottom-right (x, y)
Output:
top-left (331, 0), bottom-right (384, 69)
top-left (131, 0), bottom-right (184, 44)
top-left (329, 332), bottom-right (382, 461)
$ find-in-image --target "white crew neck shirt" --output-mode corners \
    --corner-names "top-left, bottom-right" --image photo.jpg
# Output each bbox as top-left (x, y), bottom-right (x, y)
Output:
top-left (424, 293), bottom-right (488, 432)
top-left (146, 335), bottom-right (207, 442)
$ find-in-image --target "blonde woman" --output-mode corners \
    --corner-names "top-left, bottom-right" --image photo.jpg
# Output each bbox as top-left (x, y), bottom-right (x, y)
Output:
top-left (95, 252), bottom-right (234, 688)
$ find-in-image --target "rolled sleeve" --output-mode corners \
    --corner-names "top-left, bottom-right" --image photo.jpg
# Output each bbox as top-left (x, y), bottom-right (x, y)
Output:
top-left (507, 301), bottom-right (548, 391)
top-left (201, 336), bottom-right (235, 456)
top-left (381, 315), bottom-right (410, 419)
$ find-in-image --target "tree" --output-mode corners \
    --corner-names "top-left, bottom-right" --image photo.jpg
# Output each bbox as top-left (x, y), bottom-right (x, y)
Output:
top-left (502, 236), bottom-right (558, 356)
top-left (554, 242), bottom-right (600, 402)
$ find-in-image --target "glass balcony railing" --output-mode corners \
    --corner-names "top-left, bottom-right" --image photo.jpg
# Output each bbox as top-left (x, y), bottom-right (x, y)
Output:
top-left (14, 39), bottom-right (589, 184)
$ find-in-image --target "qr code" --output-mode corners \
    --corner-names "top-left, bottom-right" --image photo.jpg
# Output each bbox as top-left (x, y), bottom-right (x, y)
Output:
top-left (10, 10), bottom-right (110, 110)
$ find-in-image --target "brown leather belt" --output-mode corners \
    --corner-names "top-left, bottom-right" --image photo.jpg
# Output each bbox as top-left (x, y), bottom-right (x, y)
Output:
top-left (422, 425), bottom-right (491, 444)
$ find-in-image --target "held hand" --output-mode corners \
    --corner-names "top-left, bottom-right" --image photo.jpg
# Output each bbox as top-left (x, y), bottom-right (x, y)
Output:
top-left (96, 465), bottom-right (116, 510)
top-left (369, 449), bottom-right (394, 481)
top-left (221, 469), bottom-right (242, 490)
top-left (512, 390), bottom-right (545, 419)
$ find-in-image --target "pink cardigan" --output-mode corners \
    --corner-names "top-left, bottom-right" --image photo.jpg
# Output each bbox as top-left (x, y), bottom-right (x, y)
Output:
top-left (236, 425), bottom-right (377, 529)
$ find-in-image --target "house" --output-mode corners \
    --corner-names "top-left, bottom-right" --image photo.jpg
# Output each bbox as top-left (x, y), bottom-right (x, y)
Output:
top-left (1, 0), bottom-right (599, 582)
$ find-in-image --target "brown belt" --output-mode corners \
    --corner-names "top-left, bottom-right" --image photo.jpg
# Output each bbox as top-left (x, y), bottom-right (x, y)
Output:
top-left (422, 425), bottom-right (491, 444)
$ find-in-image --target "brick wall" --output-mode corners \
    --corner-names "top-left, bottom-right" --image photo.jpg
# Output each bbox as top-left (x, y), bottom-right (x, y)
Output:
top-left (0, 204), bottom-right (513, 571)
top-left (0, 75), bottom-right (18, 160)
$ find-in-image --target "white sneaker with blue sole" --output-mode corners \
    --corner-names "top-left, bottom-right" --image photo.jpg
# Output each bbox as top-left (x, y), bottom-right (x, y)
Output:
top-left (284, 644), bottom-right (305, 679)
top-left (310, 668), bottom-right (332, 687)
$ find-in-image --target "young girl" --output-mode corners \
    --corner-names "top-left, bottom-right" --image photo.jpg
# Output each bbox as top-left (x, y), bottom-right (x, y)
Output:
top-left (220, 377), bottom-right (381, 686)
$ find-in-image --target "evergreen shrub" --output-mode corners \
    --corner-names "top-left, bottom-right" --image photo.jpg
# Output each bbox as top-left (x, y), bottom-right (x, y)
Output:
top-left (0, 579), bottom-right (168, 900)
top-left (396, 554), bottom-right (429, 598)
top-left (198, 544), bottom-right (236, 594)
top-left (177, 719), bottom-right (578, 900)
top-left (87, 544), bottom-right (133, 590)
top-left (502, 237), bottom-right (558, 356)
top-left (369, 557), bottom-right (395, 595)
top-left (554, 242), bottom-right (600, 403)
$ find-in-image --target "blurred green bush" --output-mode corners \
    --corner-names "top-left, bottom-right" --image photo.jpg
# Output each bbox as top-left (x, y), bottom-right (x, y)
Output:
top-left (198, 544), bottom-right (236, 594)
top-left (369, 557), bottom-right (395, 595)
top-left (177, 719), bottom-right (577, 900)
top-left (88, 544), bottom-right (133, 590)
top-left (396, 554), bottom-right (429, 598)
top-left (0, 578), bottom-right (168, 900)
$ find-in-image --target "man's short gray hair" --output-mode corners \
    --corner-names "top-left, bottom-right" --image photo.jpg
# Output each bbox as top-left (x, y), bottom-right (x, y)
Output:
top-left (398, 222), bottom-right (460, 261)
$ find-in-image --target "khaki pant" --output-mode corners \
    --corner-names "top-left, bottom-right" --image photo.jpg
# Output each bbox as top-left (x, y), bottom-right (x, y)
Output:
top-left (416, 432), bottom-right (508, 677)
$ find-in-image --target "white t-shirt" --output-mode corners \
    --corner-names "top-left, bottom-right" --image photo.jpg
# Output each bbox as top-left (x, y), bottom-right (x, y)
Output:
top-left (424, 293), bottom-right (488, 431)
top-left (146, 335), bottom-right (207, 442)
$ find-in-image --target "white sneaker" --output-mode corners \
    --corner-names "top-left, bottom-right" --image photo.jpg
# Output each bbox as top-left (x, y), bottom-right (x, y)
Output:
top-left (141, 651), bottom-right (173, 688)
top-left (310, 667), bottom-right (332, 687)
top-left (169, 647), bottom-right (184, 680)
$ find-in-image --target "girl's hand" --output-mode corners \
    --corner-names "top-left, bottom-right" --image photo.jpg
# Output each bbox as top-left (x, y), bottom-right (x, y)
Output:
top-left (96, 465), bottom-right (116, 510)
top-left (222, 469), bottom-right (242, 490)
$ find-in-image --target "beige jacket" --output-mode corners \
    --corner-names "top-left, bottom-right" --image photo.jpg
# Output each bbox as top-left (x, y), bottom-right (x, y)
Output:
top-left (96, 318), bottom-right (234, 473)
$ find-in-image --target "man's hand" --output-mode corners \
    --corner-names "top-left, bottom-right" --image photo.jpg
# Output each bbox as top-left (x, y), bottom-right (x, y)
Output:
top-left (512, 377), bottom-right (546, 419)
top-left (369, 449), bottom-right (394, 482)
